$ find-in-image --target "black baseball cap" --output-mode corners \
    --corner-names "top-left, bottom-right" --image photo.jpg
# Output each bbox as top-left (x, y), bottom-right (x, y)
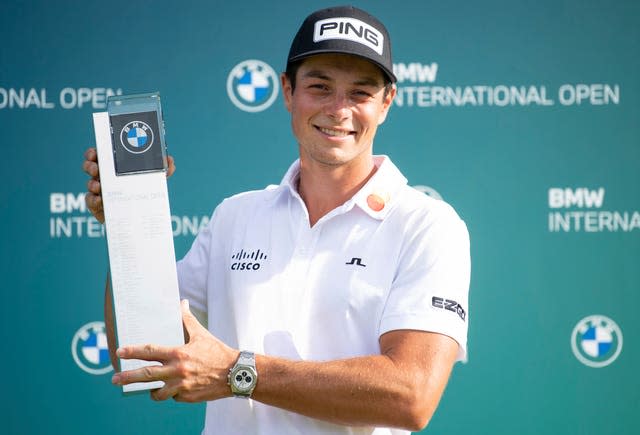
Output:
top-left (287, 5), bottom-right (397, 83)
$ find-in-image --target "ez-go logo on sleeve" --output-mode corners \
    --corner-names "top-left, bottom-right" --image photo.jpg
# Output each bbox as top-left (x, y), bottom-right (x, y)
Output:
top-left (432, 296), bottom-right (466, 321)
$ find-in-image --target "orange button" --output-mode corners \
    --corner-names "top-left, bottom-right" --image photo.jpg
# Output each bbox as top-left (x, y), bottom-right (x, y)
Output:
top-left (367, 193), bottom-right (386, 212)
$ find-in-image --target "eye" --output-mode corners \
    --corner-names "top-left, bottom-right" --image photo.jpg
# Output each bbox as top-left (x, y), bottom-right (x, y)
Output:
top-left (308, 83), bottom-right (329, 92)
top-left (351, 89), bottom-right (374, 101)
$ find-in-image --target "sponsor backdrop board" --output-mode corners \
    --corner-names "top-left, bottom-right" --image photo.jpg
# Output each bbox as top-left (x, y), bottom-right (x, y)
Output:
top-left (0, 1), bottom-right (637, 434)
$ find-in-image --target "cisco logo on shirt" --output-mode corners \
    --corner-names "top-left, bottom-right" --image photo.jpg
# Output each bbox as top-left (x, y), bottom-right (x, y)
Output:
top-left (231, 248), bottom-right (268, 271)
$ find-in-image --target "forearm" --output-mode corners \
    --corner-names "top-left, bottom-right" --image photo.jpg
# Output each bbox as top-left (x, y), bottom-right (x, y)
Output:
top-left (103, 274), bottom-right (119, 370)
top-left (108, 307), bottom-right (457, 430)
top-left (254, 354), bottom-right (424, 430)
top-left (251, 331), bottom-right (457, 430)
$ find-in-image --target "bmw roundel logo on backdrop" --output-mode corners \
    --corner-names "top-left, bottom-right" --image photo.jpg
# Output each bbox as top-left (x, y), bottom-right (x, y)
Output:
top-left (120, 120), bottom-right (155, 154)
top-left (413, 185), bottom-right (444, 200)
top-left (571, 315), bottom-right (623, 368)
top-left (71, 321), bottom-right (113, 375)
top-left (227, 59), bottom-right (279, 112)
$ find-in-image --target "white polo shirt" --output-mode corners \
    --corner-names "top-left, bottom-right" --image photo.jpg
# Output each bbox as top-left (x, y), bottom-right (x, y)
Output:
top-left (177, 155), bottom-right (470, 435)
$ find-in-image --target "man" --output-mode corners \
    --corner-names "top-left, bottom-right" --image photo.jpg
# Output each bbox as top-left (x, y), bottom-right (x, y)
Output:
top-left (83, 5), bottom-right (470, 434)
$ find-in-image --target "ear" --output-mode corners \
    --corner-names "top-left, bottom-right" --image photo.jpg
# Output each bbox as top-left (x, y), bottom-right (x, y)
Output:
top-left (281, 73), bottom-right (293, 113)
top-left (377, 84), bottom-right (396, 125)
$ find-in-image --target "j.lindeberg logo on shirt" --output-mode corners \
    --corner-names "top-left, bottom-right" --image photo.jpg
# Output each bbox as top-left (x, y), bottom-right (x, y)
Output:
top-left (346, 257), bottom-right (366, 267)
top-left (231, 249), bottom-right (268, 271)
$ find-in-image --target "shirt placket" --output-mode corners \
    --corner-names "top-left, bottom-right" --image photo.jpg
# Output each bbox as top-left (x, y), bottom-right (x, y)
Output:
top-left (282, 194), bottom-right (322, 354)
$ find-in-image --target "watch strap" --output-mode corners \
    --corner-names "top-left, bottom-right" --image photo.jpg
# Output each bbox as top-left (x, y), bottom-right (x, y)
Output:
top-left (237, 350), bottom-right (255, 366)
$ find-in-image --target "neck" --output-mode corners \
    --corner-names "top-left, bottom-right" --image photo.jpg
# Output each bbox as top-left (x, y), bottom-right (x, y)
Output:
top-left (297, 154), bottom-right (378, 227)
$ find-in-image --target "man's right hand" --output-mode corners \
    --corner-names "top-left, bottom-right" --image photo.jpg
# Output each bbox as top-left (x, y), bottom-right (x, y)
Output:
top-left (82, 147), bottom-right (175, 223)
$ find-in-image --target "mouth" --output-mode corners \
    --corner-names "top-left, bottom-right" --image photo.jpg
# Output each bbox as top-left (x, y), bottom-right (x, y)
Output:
top-left (315, 126), bottom-right (355, 138)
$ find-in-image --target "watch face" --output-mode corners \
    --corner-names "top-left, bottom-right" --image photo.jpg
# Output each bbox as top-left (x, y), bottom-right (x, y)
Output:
top-left (232, 367), bottom-right (256, 392)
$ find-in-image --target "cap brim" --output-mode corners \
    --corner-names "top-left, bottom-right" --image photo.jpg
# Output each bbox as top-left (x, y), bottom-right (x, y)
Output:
top-left (288, 50), bottom-right (397, 84)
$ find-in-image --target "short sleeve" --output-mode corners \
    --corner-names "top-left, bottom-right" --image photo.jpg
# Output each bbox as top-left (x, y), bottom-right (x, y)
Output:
top-left (379, 202), bottom-right (471, 362)
top-left (176, 206), bottom-right (221, 315)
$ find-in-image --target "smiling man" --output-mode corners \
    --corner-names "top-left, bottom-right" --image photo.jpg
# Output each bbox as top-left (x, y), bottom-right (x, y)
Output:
top-left (84, 5), bottom-right (470, 434)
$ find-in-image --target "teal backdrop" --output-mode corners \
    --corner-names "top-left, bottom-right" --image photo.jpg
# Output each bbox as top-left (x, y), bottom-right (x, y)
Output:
top-left (1, 0), bottom-right (638, 434)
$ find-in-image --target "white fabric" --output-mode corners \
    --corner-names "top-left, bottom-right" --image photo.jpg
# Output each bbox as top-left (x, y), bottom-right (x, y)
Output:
top-left (177, 155), bottom-right (470, 435)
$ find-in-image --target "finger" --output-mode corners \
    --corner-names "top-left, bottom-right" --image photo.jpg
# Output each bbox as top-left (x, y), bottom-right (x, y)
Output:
top-left (85, 192), bottom-right (102, 212)
top-left (82, 159), bottom-right (99, 178)
top-left (112, 364), bottom-right (172, 386)
top-left (84, 147), bottom-right (98, 162)
top-left (86, 178), bottom-right (101, 195)
top-left (150, 383), bottom-right (179, 402)
top-left (117, 343), bottom-right (175, 362)
top-left (166, 155), bottom-right (176, 178)
top-left (86, 201), bottom-right (104, 223)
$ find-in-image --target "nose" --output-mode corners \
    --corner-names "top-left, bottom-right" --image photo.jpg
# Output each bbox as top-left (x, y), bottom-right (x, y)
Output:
top-left (325, 92), bottom-right (351, 120)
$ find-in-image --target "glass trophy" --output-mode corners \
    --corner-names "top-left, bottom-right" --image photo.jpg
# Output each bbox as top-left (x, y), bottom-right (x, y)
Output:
top-left (93, 93), bottom-right (184, 393)
top-left (107, 92), bottom-right (167, 175)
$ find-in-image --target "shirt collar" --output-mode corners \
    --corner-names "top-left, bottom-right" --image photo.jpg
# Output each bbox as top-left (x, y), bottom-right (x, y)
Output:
top-left (277, 155), bottom-right (407, 220)
top-left (280, 159), bottom-right (302, 199)
top-left (351, 155), bottom-right (408, 220)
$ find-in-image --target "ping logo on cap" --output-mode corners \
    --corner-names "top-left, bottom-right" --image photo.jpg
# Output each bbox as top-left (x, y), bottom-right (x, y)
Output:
top-left (313, 17), bottom-right (384, 55)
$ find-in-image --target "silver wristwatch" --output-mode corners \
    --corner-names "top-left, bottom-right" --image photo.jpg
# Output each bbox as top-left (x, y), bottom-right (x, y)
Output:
top-left (227, 351), bottom-right (258, 398)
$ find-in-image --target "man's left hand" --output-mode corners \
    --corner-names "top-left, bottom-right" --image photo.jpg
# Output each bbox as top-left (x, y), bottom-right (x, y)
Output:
top-left (111, 300), bottom-right (238, 402)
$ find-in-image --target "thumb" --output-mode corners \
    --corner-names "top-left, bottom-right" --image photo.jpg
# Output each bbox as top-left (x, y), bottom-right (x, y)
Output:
top-left (181, 299), bottom-right (203, 331)
top-left (181, 298), bottom-right (190, 311)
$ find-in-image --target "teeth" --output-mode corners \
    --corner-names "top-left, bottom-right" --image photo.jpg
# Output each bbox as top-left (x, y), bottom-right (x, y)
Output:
top-left (319, 127), bottom-right (350, 137)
